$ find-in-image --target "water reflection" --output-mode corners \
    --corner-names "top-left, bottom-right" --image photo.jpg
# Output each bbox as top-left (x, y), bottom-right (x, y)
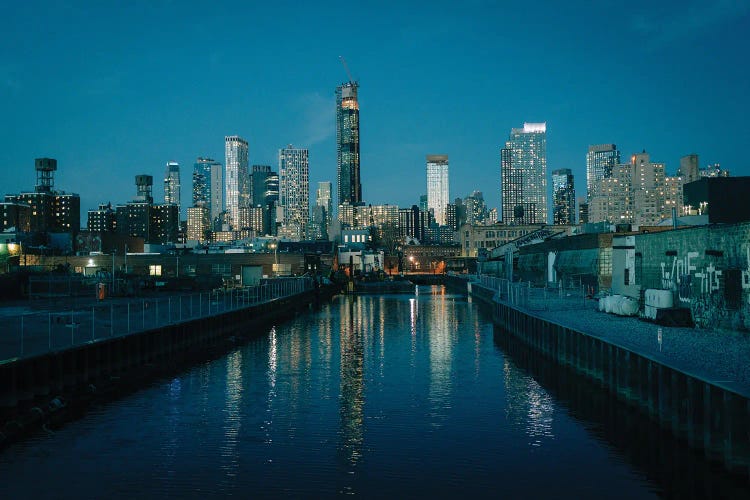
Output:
top-left (221, 351), bottom-right (243, 483)
top-left (427, 292), bottom-right (453, 428)
top-left (338, 297), bottom-right (365, 485)
top-left (2, 289), bottom-right (745, 498)
top-left (502, 358), bottom-right (555, 448)
top-left (493, 326), bottom-right (749, 498)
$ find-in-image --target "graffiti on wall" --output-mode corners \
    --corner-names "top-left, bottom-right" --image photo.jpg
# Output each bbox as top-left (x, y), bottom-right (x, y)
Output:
top-left (658, 245), bottom-right (750, 329)
top-left (743, 246), bottom-right (750, 305)
top-left (660, 250), bottom-right (723, 305)
top-left (660, 251), bottom-right (699, 304)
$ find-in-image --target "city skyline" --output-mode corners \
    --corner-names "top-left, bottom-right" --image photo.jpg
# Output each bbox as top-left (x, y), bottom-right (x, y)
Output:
top-left (1, 2), bottom-right (748, 223)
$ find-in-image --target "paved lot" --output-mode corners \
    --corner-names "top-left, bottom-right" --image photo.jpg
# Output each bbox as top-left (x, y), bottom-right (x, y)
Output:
top-left (0, 281), bottom-right (306, 363)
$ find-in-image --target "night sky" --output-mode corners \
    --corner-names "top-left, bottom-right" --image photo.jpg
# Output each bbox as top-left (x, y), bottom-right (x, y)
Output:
top-left (1, 1), bottom-right (748, 223)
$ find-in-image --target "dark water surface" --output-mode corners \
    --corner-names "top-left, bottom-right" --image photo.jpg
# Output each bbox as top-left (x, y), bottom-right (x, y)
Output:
top-left (0, 288), bottom-right (745, 498)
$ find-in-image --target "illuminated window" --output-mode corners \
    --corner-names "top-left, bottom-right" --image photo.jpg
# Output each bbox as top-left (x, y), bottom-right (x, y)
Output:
top-left (149, 265), bottom-right (162, 276)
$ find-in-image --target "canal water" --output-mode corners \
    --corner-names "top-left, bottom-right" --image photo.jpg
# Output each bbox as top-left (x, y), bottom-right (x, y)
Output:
top-left (0, 287), bottom-right (745, 498)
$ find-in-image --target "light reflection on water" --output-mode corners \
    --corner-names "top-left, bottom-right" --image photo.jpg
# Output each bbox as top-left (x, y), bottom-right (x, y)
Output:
top-left (2, 287), bottom-right (742, 498)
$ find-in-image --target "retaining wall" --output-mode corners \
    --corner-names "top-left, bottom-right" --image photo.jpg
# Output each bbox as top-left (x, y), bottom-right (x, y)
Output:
top-left (491, 296), bottom-right (750, 476)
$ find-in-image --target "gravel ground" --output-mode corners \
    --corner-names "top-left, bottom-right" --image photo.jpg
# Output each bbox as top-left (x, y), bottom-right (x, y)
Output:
top-left (478, 283), bottom-right (750, 398)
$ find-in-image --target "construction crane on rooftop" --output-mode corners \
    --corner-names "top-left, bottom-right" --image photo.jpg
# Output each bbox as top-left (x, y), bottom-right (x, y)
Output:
top-left (339, 55), bottom-right (355, 83)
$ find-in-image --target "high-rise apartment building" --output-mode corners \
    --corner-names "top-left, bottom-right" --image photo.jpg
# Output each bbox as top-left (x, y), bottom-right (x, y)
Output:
top-left (278, 145), bottom-right (309, 240)
top-left (463, 191), bottom-right (488, 225)
top-left (164, 161), bottom-right (181, 212)
top-left (336, 82), bottom-right (361, 206)
top-left (193, 157), bottom-right (223, 222)
top-left (225, 136), bottom-right (249, 229)
top-left (589, 151), bottom-right (681, 226)
top-left (316, 181), bottom-right (333, 226)
top-left (250, 165), bottom-right (272, 207)
top-left (186, 205), bottom-right (209, 242)
top-left (678, 154), bottom-right (700, 184)
top-left (5, 158), bottom-right (80, 235)
top-left (501, 123), bottom-right (548, 225)
top-left (586, 144), bottom-right (620, 201)
top-left (552, 169), bottom-right (576, 225)
top-left (87, 203), bottom-right (115, 233)
top-left (426, 155), bottom-right (450, 226)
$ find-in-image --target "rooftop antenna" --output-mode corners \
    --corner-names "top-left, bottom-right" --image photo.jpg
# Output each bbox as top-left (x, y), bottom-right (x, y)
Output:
top-left (339, 55), bottom-right (355, 83)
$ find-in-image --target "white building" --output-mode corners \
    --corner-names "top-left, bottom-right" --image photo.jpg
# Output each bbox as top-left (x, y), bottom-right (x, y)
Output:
top-left (225, 135), bottom-right (249, 229)
top-left (426, 154), bottom-right (449, 226)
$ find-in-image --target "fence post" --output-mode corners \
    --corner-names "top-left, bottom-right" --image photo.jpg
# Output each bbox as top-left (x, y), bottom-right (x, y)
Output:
top-left (168, 298), bottom-right (171, 324)
top-left (71, 309), bottom-right (74, 346)
top-left (92, 307), bottom-right (95, 341)
top-left (127, 303), bottom-right (130, 333)
top-left (199, 293), bottom-right (202, 317)
top-left (110, 304), bottom-right (113, 337)
top-left (142, 300), bottom-right (145, 329)
top-left (21, 314), bottom-right (24, 356)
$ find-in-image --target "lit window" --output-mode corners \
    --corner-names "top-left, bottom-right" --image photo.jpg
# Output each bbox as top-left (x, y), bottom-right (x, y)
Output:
top-left (149, 265), bottom-right (162, 276)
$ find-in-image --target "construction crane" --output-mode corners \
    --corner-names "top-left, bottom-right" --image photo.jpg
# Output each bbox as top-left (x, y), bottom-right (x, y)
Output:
top-left (339, 55), bottom-right (355, 83)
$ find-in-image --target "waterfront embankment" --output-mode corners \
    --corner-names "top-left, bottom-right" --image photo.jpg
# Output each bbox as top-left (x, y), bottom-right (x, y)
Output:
top-left (0, 278), bottom-right (338, 447)
top-left (447, 273), bottom-right (750, 475)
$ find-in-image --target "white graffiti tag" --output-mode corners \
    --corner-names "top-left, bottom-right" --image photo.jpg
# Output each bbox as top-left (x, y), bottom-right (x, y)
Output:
top-left (742, 246), bottom-right (750, 304)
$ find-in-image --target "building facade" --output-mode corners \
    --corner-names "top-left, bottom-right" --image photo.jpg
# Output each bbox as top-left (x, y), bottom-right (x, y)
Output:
top-left (336, 82), bottom-right (361, 208)
top-left (426, 154), bottom-right (449, 226)
top-left (164, 161), bottom-right (181, 211)
top-left (501, 123), bottom-right (547, 225)
top-left (552, 168), bottom-right (576, 225)
top-left (316, 181), bottom-right (333, 230)
top-left (193, 157), bottom-right (223, 222)
top-left (278, 145), bottom-right (309, 240)
top-left (225, 135), bottom-right (249, 229)
top-left (586, 144), bottom-right (620, 201)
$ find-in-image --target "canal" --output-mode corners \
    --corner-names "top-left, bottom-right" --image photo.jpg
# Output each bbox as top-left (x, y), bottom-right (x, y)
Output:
top-left (0, 287), bottom-right (745, 497)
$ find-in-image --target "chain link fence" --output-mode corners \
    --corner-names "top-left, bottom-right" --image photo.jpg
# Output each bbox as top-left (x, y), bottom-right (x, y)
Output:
top-left (0, 277), bottom-right (313, 363)
top-left (476, 275), bottom-right (593, 311)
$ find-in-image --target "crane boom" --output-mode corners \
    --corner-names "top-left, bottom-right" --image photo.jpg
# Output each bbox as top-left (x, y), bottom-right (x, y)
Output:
top-left (339, 55), bottom-right (355, 83)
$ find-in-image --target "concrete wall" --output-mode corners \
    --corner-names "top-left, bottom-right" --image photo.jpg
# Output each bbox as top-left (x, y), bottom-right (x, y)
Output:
top-left (491, 298), bottom-right (750, 475)
top-left (631, 223), bottom-right (750, 330)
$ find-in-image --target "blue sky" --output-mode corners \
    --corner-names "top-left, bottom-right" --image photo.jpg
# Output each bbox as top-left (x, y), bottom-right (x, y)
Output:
top-left (1, 1), bottom-right (749, 223)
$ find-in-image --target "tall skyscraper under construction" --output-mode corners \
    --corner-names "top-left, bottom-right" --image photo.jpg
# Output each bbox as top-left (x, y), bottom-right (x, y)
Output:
top-left (336, 81), bottom-right (361, 208)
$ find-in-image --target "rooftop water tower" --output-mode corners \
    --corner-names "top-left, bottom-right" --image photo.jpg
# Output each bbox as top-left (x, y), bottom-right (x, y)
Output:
top-left (35, 158), bottom-right (57, 193)
top-left (135, 174), bottom-right (153, 203)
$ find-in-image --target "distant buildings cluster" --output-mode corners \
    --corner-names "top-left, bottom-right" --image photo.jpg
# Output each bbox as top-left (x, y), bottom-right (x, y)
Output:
top-left (0, 74), bottom-right (737, 265)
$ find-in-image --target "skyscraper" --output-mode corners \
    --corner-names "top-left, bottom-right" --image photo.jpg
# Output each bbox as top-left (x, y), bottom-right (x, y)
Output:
top-left (278, 145), bottom-right (309, 240)
top-left (164, 161), bottom-right (181, 212)
top-left (193, 157), bottom-right (223, 223)
top-left (316, 181), bottom-right (333, 229)
top-left (501, 123), bottom-right (547, 224)
top-left (677, 154), bottom-right (700, 184)
top-left (336, 82), bottom-right (361, 206)
top-left (586, 144), bottom-right (620, 201)
top-left (225, 135), bottom-right (249, 229)
top-left (552, 168), bottom-right (576, 225)
top-left (426, 155), bottom-right (449, 226)
top-left (250, 165), bottom-right (272, 207)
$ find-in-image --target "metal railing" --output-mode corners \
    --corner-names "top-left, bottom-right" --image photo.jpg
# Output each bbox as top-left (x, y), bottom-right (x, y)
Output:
top-left (475, 275), bottom-right (592, 311)
top-left (0, 277), bottom-right (313, 363)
